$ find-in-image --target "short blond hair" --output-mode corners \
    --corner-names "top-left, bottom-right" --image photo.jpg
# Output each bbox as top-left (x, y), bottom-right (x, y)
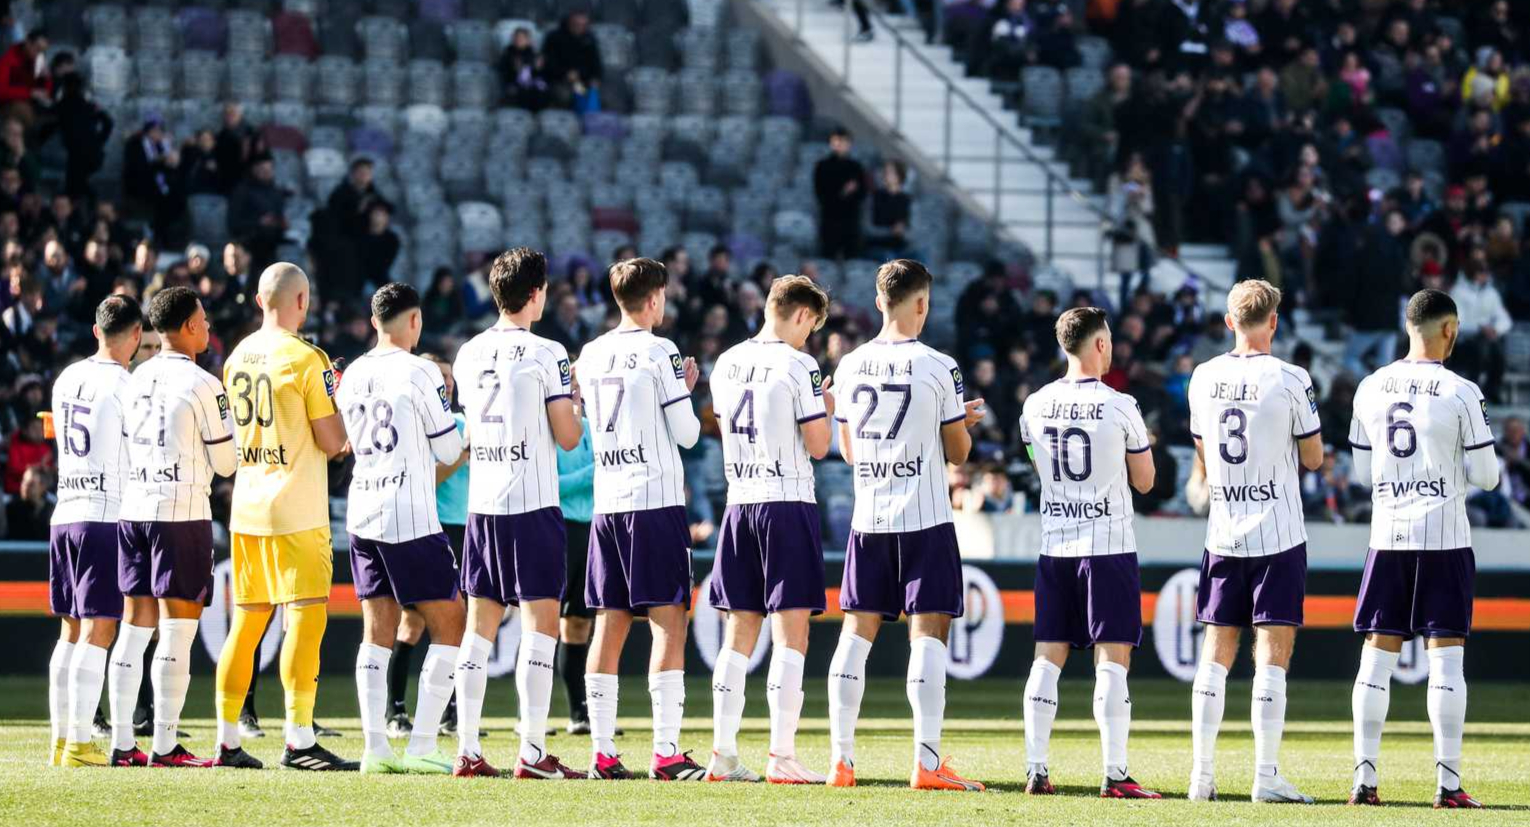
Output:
top-left (766, 275), bottom-right (829, 329)
top-left (1226, 279), bottom-right (1281, 329)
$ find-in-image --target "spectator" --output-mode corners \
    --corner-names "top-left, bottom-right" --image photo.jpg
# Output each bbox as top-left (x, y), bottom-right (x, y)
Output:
top-left (1499, 416), bottom-right (1529, 508)
top-left (541, 11), bottom-right (603, 112)
top-left (123, 117), bottom-right (184, 243)
top-left (180, 129), bottom-right (223, 195)
top-left (1342, 209), bottom-right (1408, 377)
top-left (497, 26), bottom-right (548, 111)
top-left (356, 201), bottom-right (401, 289)
top-left (421, 266), bottom-right (466, 335)
top-left (51, 74), bottom-right (112, 197)
top-left (227, 153), bottom-right (288, 273)
top-left (1450, 261), bottom-right (1513, 403)
top-left (5, 463), bottom-right (53, 538)
top-left (1406, 42), bottom-right (1458, 140)
top-left (984, 0), bottom-right (1036, 80)
top-left (222, 239), bottom-right (257, 310)
top-left (3, 400), bottom-right (51, 495)
top-left (865, 160), bottom-right (914, 259)
top-left (1461, 46), bottom-right (1510, 111)
top-left (0, 29), bottom-right (50, 128)
top-left (539, 290), bottom-right (593, 353)
top-left (812, 127), bottom-right (867, 258)
top-left (1280, 46), bottom-right (1327, 114)
top-left (0, 117), bottom-right (36, 190)
top-left (214, 102), bottom-right (260, 193)
top-left (1106, 152), bottom-right (1155, 313)
top-left (1073, 63), bottom-right (1131, 188)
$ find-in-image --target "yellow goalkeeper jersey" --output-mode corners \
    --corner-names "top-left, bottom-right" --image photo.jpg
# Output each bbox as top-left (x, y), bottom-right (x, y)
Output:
top-left (226, 328), bottom-right (338, 536)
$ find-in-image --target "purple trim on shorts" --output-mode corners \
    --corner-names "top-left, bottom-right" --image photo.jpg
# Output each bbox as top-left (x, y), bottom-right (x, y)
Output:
top-left (586, 506), bottom-right (692, 613)
top-left (117, 520), bottom-right (214, 605)
top-left (426, 424), bottom-right (457, 439)
top-left (1354, 547), bottom-right (1474, 639)
top-left (839, 524), bottom-right (963, 620)
top-left (708, 503), bottom-right (826, 615)
top-left (350, 532), bottom-right (460, 606)
top-left (50, 522), bottom-right (124, 620)
top-left (461, 510), bottom-right (567, 606)
top-left (797, 412), bottom-right (827, 424)
top-left (661, 394), bottom-right (691, 408)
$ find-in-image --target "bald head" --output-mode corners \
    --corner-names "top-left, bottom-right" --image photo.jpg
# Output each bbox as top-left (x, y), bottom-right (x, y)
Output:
top-left (257, 262), bottom-right (311, 331)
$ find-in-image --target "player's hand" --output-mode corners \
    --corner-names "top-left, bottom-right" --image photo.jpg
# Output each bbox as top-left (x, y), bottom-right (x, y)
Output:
top-left (821, 376), bottom-right (836, 420)
top-left (682, 356), bottom-right (699, 391)
top-left (963, 398), bottom-right (987, 429)
top-left (568, 365), bottom-right (582, 408)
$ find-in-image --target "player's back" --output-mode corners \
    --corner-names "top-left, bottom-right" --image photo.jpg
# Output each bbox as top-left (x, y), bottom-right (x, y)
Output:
top-left (337, 348), bottom-right (457, 540)
top-left (50, 357), bottom-right (132, 524)
top-left (574, 327), bottom-right (690, 513)
top-left (1021, 378), bottom-right (1149, 557)
top-left (711, 338), bottom-right (826, 504)
top-left (832, 337), bottom-right (965, 533)
top-left (120, 353), bottom-right (232, 522)
top-left (1189, 352), bottom-right (1320, 556)
top-left (453, 325), bottom-right (571, 515)
top-left (1351, 359), bottom-right (1493, 550)
top-left (225, 328), bottom-right (337, 536)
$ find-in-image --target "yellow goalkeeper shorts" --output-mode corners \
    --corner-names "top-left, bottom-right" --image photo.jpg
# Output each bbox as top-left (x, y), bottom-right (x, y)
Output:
top-left (230, 527), bottom-right (334, 605)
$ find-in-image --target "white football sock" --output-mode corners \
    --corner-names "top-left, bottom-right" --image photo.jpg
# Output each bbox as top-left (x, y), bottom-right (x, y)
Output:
top-left (710, 648), bottom-right (749, 757)
top-left (1094, 661), bottom-right (1131, 779)
top-left (285, 723), bottom-right (317, 750)
top-left (587, 673), bottom-right (619, 756)
top-left (828, 632), bottom-right (871, 766)
top-left (767, 646), bottom-right (806, 758)
top-left (452, 633), bottom-right (493, 758)
top-left (406, 644), bottom-right (457, 757)
top-left (907, 636), bottom-right (947, 773)
top-left (67, 643), bottom-right (109, 744)
top-left (649, 669), bottom-right (685, 757)
top-left (1252, 664), bottom-right (1288, 779)
top-left (150, 618), bottom-right (198, 756)
top-left (517, 631), bottom-right (557, 763)
top-left (1427, 646), bottom-right (1467, 791)
top-left (49, 639), bottom-right (75, 745)
top-left (1352, 646), bottom-right (1398, 788)
top-left (1190, 659), bottom-right (1228, 780)
top-left (355, 643), bottom-right (392, 759)
top-left (1023, 656), bottom-right (1061, 771)
top-left (217, 718), bottom-right (241, 751)
top-left (108, 623), bottom-right (154, 751)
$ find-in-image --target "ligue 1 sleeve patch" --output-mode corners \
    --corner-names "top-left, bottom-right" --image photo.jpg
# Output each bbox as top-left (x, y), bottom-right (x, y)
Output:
top-left (558, 358), bottom-right (572, 387)
top-left (810, 369), bottom-right (824, 397)
top-left (437, 384), bottom-right (451, 411)
top-left (323, 368), bottom-right (338, 398)
top-left (670, 353), bottom-right (685, 380)
top-left (951, 366), bottom-right (965, 396)
top-left (1306, 385), bottom-right (1318, 412)
top-left (1482, 398), bottom-right (1491, 426)
top-left (217, 393), bottom-right (230, 420)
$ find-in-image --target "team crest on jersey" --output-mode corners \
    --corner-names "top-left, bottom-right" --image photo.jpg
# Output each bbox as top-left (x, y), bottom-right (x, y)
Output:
top-left (1306, 385), bottom-right (1318, 412)
top-left (437, 385), bottom-right (451, 411)
top-left (558, 358), bottom-right (572, 387)
top-left (323, 369), bottom-right (337, 397)
top-left (810, 369), bottom-right (823, 397)
top-left (216, 393), bottom-right (230, 420)
top-left (670, 353), bottom-right (685, 379)
top-left (951, 367), bottom-right (965, 396)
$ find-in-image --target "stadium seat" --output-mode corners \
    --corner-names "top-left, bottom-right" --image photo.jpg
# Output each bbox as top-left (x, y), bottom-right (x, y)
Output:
top-left (273, 11), bottom-right (320, 57)
top-left (313, 56), bottom-right (359, 107)
top-left (85, 5), bottom-right (131, 50)
top-left (357, 15), bottom-right (409, 62)
top-left (226, 9), bottom-right (271, 57)
top-left (676, 27), bottom-right (720, 70)
top-left (270, 54), bottom-right (313, 102)
top-left (406, 59), bottom-right (449, 107)
top-left (451, 62), bottom-right (498, 110)
top-left (447, 19), bottom-right (497, 62)
top-left (179, 7), bottom-right (229, 53)
top-left (133, 6), bottom-right (179, 53)
top-left (85, 46), bottom-right (134, 102)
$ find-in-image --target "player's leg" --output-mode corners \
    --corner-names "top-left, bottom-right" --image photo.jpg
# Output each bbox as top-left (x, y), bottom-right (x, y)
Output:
top-left (150, 596), bottom-right (206, 764)
top-left (764, 609), bottom-right (819, 783)
top-left (356, 595), bottom-right (402, 771)
top-left (108, 595), bottom-right (158, 763)
top-left (1350, 632), bottom-right (1402, 803)
top-left (1426, 636), bottom-right (1474, 807)
top-left (1023, 642), bottom-right (1068, 790)
top-left (387, 608), bottom-right (425, 736)
top-left (903, 525), bottom-right (981, 792)
top-left (559, 518), bottom-right (594, 734)
top-left (757, 501), bottom-right (826, 784)
top-left (587, 607), bottom-right (633, 775)
top-left (49, 617), bottom-right (80, 764)
top-left (1189, 624), bottom-right (1238, 798)
top-left (513, 597), bottom-right (566, 775)
top-left (61, 615), bottom-right (117, 767)
top-left (1250, 624), bottom-right (1309, 802)
top-left (215, 530), bottom-right (274, 755)
top-left (402, 596), bottom-right (464, 770)
top-left (454, 595), bottom-right (504, 763)
top-left (709, 610), bottom-right (762, 778)
top-left (828, 610), bottom-right (879, 783)
top-left (1089, 554), bottom-right (1157, 799)
top-left (647, 602), bottom-right (703, 779)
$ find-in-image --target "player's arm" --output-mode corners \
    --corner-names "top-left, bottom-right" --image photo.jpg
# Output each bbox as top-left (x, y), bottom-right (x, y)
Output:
top-left (298, 350), bottom-right (349, 458)
top-left (201, 382), bottom-right (238, 477)
top-left (657, 346), bottom-right (700, 449)
top-left (311, 413), bottom-right (348, 458)
top-left (796, 362), bottom-right (832, 460)
top-left (1289, 368), bottom-right (1324, 471)
top-left (938, 361), bottom-right (981, 466)
top-left (1121, 397), bottom-right (1155, 494)
top-left (1296, 432), bottom-right (1323, 471)
top-left (549, 398), bottom-right (583, 451)
top-left (1460, 388), bottom-right (1501, 490)
top-left (837, 417), bottom-right (855, 464)
top-left (1348, 411), bottom-right (1373, 483)
top-left (542, 348), bottom-right (584, 451)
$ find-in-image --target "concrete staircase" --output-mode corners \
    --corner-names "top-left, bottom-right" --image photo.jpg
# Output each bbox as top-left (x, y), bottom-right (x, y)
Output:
top-left (751, 0), bottom-right (1237, 299)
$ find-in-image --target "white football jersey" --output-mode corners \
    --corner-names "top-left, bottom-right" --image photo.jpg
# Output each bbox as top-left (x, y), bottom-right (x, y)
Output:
top-left (1020, 378), bottom-right (1150, 557)
top-left (1188, 352), bottom-right (1320, 557)
top-left (711, 338), bottom-right (827, 505)
top-left (453, 326), bottom-right (572, 516)
top-left (50, 357), bottom-right (132, 525)
top-left (574, 328), bottom-right (692, 514)
top-left (833, 338), bottom-right (965, 534)
top-left (118, 353), bottom-right (235, 523)
top-left (337, 348), bottom-right (462, 542)
top-left (1349, 359), bottom-right (1495, 551)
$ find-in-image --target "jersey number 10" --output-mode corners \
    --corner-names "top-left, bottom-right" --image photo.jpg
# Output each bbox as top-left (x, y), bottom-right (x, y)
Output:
top-left (1042, 425), bottom-right (1092, 481)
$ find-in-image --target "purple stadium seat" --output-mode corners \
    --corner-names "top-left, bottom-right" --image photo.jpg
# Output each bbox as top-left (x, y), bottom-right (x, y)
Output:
top-left (724, 232), bottom-right (766, 265)
top-left (262, 123), bottom-right (309, 153)
top-left (347, 126), bottom-right (396, 159)
top-left (179, 7), bottom-right (228, 53)
top-left (1366, 133), bottom-right (1404, 174)
top-left (582, 111), bottom-right (627, 141)
top-left (592, 207), bottom-right (639, 235)
top-left (764, 70), bottom-right (812, 120)
top-left (273, 12), bottom-right (319, 58)
top-left (417, 0), bottom-right (462, 23)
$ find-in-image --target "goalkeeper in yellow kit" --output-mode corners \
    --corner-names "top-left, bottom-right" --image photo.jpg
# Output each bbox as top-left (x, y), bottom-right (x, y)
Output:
top-left (213, 263), bottom-right (354, 770)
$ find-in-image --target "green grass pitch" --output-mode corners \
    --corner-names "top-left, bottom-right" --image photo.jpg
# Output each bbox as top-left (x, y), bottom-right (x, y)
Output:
top-left (2, 675), bottom-right (1526, 825)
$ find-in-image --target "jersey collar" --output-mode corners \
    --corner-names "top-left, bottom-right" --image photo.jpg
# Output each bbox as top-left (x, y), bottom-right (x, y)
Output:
top-left (872, 337), bottom-right (919, 345)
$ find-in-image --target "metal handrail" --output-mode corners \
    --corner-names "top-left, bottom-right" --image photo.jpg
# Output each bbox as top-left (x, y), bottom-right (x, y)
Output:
top-left (788, 0), bottom-right (1197, 287)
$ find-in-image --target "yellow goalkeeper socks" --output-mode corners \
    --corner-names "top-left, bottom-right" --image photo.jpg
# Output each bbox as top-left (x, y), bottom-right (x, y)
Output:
top-left (215, 604), bottom-right (273, 747)
top-left (281, 602), bottom-right (329, 733)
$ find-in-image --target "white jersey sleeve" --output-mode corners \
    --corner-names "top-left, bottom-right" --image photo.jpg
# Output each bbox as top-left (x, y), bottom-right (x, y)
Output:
top-left (119, 354), bottom-right (234, 523)
top-left (1351, 360), bottom-right (1497, 550)
top-left (454, 327), bottom-right (568, 516)
top-left (712, 339), bottom-right (824, 504)
top-left (1189, 353), bottom-right (1315, 557)
top-left (833, 339), bottom-right (960, 533)
top-left (339, 350), bottom-right (459, 542)
top-left (50, 358), bottom-right (132, 524)
top-left (576, 329), bottom-right (689, 514)
top-left (1021, 379), bottom-right (1144, 557)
